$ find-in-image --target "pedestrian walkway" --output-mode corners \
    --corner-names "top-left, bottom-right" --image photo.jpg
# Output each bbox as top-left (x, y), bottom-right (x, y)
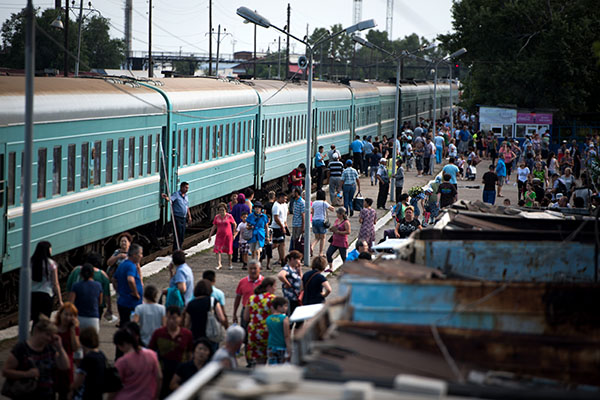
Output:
top-left (0, 161), bottom-right (519, 396)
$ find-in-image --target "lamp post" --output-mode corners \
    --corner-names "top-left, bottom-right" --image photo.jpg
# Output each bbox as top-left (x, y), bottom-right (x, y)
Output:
top-left (237, 6), bottom-right (375, 265)
top-left (431, 48), bottom-right (467, 135)
top-left (352, 37), bottom-right (433, 202)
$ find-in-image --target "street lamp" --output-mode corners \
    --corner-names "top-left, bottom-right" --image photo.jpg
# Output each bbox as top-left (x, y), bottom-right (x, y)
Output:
top-left (431, 48), bottom-right (467, 135)
top-left (237, 6), bottom-right (376, 265)
top-left (352, 36), bottom-right (431, 202)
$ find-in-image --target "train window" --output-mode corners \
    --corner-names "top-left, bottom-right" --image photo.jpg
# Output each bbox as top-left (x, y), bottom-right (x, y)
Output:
top-left (183, 129), bottom-right (188, 166)
top-left (205, 126), bottom-right (211, 160)
top-left (93, 141), bottom-right (101, 186)
top-left (177, 130), bottom-right (182, 167)
top-left (37, 148), bottom-right (47, 199)
top-left (285, 117), bottom-right (291, 142)
top-left (155, 135), bottom-right (160, 173)
top-left (219, 125), bottom-right (225, 157)
top-left (248, 120), bottom-right (252, 150)
top-left (0, 154), bottom-right (3, 208)
top-left (237, 122), bottom-right (242, 153)
top-left (128, 137), bottom-right (135, 179)
top-left (224, 124), bottom-right (230, 156)
top-left (198, 127), bottom-right (203, 162)
top-left (251, 120), bottom-right (255, 150)
top-left (147, 135), bottom-right (153, 174)
top-left (8, 152), bottom-right (15, 206)
top-left (51, 146), bottom-right (61, 195)
top-left (80, 143), bottom-right (89, 189)
top-left (241, 122), bottom-right (246, 152)
top-left (191, 129), bottom-right (196, 164)
top-left (138, 136), bottom-right (144, 177)
top-left (230, 124), bottom-right (235, 155)
top-left (105, 141), bottom-right (113, 184)
top-left (212, 127), bottom-right (217, 159)
top-left (117, 138), bottom-right (124, 181)
top-left (266, 120), bottom-right (270, 147)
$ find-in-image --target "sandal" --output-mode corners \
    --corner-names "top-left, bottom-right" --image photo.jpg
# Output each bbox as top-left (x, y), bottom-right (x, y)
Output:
top-left (216, 264), bottom-right (222, 270)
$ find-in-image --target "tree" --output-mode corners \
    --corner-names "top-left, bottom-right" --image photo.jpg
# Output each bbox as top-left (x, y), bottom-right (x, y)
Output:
top-left (0, 7), bottom-right (124, 72)
top-left (82, 16), bottom-right (125, 69)
top-left (438, 0), bottom-right (600, 117)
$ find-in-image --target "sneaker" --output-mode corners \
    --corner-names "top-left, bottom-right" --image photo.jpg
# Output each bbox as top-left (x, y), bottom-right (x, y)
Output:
top-left (104, 313), bottom-right (119, 324)
top-left (229, 265), bottom-right (233, 270)
top-left (216, 264), bottom-right (222, 270)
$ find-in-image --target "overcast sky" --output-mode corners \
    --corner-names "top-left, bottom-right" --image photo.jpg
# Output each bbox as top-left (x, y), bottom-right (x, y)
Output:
top-left (1, 0), bottom-right (454, 57)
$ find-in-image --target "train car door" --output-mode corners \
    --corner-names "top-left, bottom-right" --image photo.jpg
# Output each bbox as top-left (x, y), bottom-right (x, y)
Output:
top-left (254, 115), bottom-right (265, 189)
top-left (0, 145), bottom-right (6, 265)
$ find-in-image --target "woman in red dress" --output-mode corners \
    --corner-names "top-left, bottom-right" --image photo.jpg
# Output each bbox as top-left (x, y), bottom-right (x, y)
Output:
top-left (208, 202), bottom-right (236, 270)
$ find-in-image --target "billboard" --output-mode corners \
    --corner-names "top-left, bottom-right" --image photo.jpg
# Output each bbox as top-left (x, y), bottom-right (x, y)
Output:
top-left (479, 107), bottom-right (517, 125)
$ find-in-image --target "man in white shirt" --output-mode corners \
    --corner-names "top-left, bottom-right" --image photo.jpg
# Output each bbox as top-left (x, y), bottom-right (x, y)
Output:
top-left (270, 191), bottom-right (289, 265)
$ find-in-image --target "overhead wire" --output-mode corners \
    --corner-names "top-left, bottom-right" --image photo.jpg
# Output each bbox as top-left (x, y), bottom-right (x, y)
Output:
top-left (34, 20), bottom-right (303, 123)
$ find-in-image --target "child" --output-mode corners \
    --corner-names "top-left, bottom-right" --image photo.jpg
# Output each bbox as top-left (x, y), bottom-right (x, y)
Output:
top-left (265, 297), bottom-right (291, 365)
top-left (234, 212), bottom-right (249, 269)
top-left (132, 285), bottom-right (166, 347)
top-left (71, 327), bottom-right (108, 400)
top-left (503, 198), bottom-right (511, 206)
top-left (524, 183), bottom-right (536, 207)
top-left (260, 216), bottom-right (274, 270)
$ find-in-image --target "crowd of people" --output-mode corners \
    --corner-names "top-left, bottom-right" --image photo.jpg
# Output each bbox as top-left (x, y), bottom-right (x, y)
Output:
top-left (4, 108), bottom-right (598, 399)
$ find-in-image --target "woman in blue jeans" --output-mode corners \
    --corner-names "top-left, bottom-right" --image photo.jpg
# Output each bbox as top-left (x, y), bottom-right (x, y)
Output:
top-left (311, 190), bottom-right (335, 257)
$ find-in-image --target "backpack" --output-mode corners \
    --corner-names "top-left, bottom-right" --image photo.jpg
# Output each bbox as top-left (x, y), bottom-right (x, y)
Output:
top-left (205, 297), bottom-right (225, 343)
top-left (165, 286), bottom-right (185, 310)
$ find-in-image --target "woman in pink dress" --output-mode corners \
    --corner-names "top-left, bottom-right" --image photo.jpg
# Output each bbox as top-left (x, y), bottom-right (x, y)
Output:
top-left (208, 202), bottom-right (236, 270)
top-left (358, 198), bottom-right (377, 250)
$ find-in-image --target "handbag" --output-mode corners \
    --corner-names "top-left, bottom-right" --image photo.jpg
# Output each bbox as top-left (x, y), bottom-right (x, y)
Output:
top-left (206, 297), bottom-right (225, 343)
top-left (103, 361), bottom-right (123, 393)
top-left (292, 234), bottom-right (304, 252)
top-left (1, 377), bottom-right (37, 398)
top-left (242, 226), bottom-right (254, 241)
top-left (353, 193), bottom-right (364, 212)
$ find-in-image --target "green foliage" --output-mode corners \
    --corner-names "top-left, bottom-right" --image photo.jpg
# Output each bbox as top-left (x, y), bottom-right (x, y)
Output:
top-left (0, 7), bottom-right (124, 72)
top-left (438, 0), bottom-right (600, 117)
top-left (172, 59), bottom-right (198, 76)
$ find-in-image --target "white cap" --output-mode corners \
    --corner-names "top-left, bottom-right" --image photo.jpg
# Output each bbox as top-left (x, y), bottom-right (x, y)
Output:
top-left (332, 153), bottom-right (339, 160)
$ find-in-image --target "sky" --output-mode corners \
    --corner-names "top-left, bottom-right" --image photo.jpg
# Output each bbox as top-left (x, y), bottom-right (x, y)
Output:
top-left (1, 0), bottom-right (454, 57)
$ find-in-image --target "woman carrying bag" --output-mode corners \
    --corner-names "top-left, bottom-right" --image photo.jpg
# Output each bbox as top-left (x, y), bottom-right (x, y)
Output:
top-left (325, 208), bottom-right (351, 271)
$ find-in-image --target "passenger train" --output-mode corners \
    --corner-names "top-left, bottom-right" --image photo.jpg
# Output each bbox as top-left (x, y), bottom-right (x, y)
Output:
top-left (0, 75), bottom-right (451, 306)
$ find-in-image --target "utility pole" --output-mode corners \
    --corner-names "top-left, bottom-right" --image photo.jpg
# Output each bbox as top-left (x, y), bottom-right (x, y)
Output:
top-left (63, 0), bottom-right (69, 76)
top-left (148, 0), bottom-right (153, 77)
top-left (277, 36), bottom-right (281, 79)
top-left (215, 25), bottom-right (221, 76)
top-left (124, 0), bottom-right (132, 68)
top-left (253, 23), bottom-right (257, 77)
top-left (208, 0), bottom-right (213, 76)
top-left (285, 3), bottom-right (290, 78)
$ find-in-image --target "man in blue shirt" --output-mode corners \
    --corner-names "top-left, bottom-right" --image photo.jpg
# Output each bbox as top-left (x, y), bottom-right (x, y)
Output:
top-left (362, 136), bottom-right (374, 176)
top-left (341, 160), bottom-right (361, 217)
top-left (162, 182), bottom-right (191, 251)
top-left (346, 240), bottom-right (368, 262)
top-left (442, 157), bottom-right (460, 189)
top-left (113, 243), bottom-right (144, 326)
top-left (495, 154), bottom-right (507, 197)
top-left (168, 249), bottom-right (194, 304)
top-left (315, 146), bottom-right (326, 190)
top-left (350, 135), bottom-right (364, 174)
top-left (246, 201), bottom-right (269, 259)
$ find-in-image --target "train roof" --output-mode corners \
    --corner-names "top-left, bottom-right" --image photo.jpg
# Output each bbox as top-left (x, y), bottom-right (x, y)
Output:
top-left (370, 81), bottom-right (397, 97)
top-left (0, 76), bottom-right (165, 126)
top-left (243, 79), bottom-right (352, 105)
top-left (159, 78), bottom-right (258, 111)
top-left (348, 81), bottom-right (380, 99)
top-left (243, 80), bottom-right (307, 105)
